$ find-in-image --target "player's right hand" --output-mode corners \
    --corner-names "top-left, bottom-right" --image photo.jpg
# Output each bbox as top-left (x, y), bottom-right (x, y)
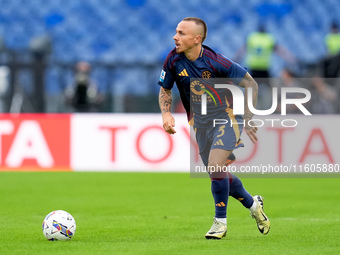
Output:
top-left (244, 119), bottom-right (258, 144)
top-left (162, 112), bottom-right (176, 135)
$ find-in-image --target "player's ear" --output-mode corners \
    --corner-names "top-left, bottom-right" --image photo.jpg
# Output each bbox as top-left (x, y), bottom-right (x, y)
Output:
top-left (195, 35), bottom-right (202, 45)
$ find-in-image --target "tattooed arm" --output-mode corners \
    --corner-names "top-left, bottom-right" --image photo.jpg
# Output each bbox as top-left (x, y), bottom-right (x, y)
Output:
top-left (238, 72), bottom-right (259, 143)
top-left (159, 86), bottom-right (176, 134)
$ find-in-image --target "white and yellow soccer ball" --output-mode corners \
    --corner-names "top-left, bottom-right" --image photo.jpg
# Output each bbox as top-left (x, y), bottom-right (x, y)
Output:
top-left (42, 210), bottom-right (76, 241)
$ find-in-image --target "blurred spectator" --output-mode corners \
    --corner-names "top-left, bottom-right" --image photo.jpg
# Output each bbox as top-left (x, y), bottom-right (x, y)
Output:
top-left (234, 25), bottom-right (296, 79)
top-left (309, 76), bottom-right (337, 114)
top-left (65, 61), bottom-right (104, 112)
top-left (321, 22), bottom-right (340, 81)
top-left (325, 21), bottom-right (340, 56)
top-left (234, 25), bottom-right (296, 110)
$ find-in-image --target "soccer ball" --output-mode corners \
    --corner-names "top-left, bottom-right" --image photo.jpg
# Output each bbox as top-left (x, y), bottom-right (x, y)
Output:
top-left (42, 210), bottom-right (76, 241)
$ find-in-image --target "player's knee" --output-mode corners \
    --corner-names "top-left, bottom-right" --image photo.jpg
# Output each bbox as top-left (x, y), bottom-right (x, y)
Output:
top-left (207, 160), bottom-right (224, 172)
top-left (209, 161), bottom-right (228, 179)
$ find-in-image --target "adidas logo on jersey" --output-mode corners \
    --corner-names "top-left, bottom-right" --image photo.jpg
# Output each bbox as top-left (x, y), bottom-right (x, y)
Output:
top-left (178, 69), bottom-right (189, 76)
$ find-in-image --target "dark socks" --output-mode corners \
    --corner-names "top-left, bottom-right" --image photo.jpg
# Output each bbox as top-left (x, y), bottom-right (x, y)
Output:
top-left (229, 173), bottom-right (254, 208)
top-left (211, 177), bottom-right (230, 218)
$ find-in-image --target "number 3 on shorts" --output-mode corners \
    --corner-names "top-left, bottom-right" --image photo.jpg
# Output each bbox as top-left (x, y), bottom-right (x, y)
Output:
top-left (217, 125), bottom-right (225, 138)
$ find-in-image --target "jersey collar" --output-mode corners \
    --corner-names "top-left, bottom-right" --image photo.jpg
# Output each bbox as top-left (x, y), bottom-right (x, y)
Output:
top-left (199, 46), bottom-right (204, 58)
top-left (182, 46), bottom-right (204, 62)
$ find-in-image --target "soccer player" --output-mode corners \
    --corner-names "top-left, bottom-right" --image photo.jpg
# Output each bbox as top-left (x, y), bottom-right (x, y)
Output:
top-left (158, 17), bottom-right (270, 239)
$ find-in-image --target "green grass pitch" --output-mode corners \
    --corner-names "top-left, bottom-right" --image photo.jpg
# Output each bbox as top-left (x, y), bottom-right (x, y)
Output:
top-left (0, 172), bottom-right (339, 255)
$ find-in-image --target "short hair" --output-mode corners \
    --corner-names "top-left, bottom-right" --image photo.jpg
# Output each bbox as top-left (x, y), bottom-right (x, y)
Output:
top-left (182, 17), bottom-right (207, 43)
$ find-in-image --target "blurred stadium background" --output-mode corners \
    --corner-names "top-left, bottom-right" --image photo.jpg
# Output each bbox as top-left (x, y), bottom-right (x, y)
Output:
top-left (0, 0), bottom-right (339, 114)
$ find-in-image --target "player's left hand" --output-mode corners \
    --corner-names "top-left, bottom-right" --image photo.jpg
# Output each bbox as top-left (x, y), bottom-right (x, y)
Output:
top-left (244, 120), bottom-right (258, 143)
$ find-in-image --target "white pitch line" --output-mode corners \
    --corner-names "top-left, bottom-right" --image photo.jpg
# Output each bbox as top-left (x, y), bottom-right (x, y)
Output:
top-left (276, 218), bottom-right (340, 222)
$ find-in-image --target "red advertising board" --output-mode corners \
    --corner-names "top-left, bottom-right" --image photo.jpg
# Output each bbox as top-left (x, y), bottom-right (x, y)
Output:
top-left (0, 114), bottom-right (71, 171)
top-left (0, 114), bottom-right (339, 173)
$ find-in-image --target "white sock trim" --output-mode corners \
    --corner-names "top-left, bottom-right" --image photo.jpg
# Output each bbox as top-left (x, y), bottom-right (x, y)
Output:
top-left (249, 199), bottom-right (257, 213)
top-left (216, 218), bottom-right (227, 225)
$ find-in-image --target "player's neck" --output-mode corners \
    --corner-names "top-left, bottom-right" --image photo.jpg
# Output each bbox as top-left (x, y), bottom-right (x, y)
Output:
top-left (184, 45), bottom-right (202, 61)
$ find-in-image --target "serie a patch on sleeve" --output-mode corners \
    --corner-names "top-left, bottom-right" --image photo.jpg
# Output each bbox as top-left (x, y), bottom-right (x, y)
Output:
top-left (159, 69), bottom-right (166, 82)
